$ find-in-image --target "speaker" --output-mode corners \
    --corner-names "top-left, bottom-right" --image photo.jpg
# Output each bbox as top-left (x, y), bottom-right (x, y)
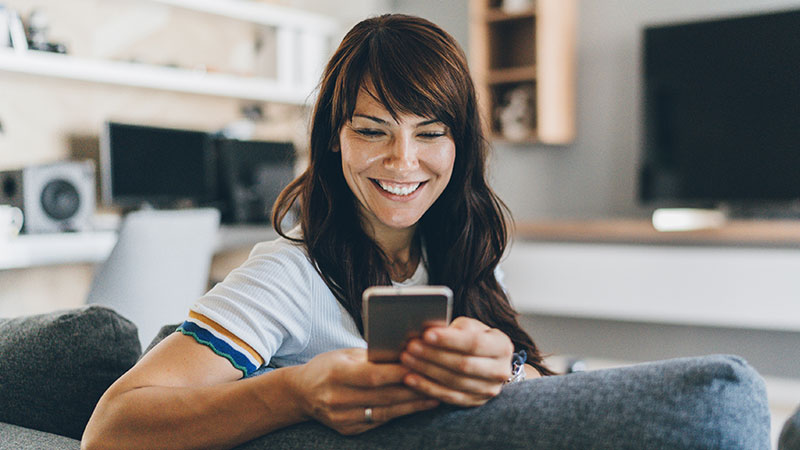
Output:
top-left (0, 161), bottom-right (96, 233)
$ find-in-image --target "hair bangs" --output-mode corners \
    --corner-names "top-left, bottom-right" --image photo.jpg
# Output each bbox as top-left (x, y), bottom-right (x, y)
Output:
top-left (341, 23), bottom-right (463, 134)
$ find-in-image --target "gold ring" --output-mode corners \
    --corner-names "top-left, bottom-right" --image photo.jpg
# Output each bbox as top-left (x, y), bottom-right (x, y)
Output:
top-left (364, 407), bottom-right (374, 423)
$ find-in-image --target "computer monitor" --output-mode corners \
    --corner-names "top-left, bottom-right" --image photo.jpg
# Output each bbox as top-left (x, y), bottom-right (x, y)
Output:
top-left (100, 122), bottom-right (217, 208)
top-left (214, 138), bottom-right (295, 224)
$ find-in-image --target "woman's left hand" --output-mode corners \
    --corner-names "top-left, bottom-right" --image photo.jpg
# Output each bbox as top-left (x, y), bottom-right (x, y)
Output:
top-left (399, 316), bottom-right (514, 407)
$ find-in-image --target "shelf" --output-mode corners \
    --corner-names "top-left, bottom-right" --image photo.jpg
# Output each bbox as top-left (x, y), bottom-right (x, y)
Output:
top-left (145, 0), bottom-right (338, 34)
top-left (0, 224), bottom-right (277, 270)
top-left (469, 0), bottom-right (576, 144)
top-left (491, 133), bottom-right (539, 145)
top-left (484, 8), bottom-right (535, 23)
top-left (487, 65), bottom-right (536, 84)
top-left (515, 219), bottom-right (800, 247)
top-left (0, 231), bottom-right (117, 270)
top-left (0, 1), bottom-right (340, 104)
top-left (0, 48), bottom-right (313, 104)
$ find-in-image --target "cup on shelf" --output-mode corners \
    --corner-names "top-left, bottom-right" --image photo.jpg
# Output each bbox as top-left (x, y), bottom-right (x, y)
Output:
top-left (0, 205), bottom-right (24, 240)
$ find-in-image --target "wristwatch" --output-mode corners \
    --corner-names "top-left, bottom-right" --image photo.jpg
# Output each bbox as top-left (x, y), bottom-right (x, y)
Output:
top-left (505, 350), bottom-right (527, 384)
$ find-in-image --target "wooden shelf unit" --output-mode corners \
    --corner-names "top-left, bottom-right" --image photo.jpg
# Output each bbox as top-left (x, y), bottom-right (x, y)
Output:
top-left (469, 0), bottom-right (576, 144)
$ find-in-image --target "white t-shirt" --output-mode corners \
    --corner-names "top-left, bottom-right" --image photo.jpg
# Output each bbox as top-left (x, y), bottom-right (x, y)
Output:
top-left (178, 233), bottom-right (429, 376)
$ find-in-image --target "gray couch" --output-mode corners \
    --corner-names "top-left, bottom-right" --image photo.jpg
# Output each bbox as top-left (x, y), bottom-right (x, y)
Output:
top-left (1, 306), bottom-right (797, 449)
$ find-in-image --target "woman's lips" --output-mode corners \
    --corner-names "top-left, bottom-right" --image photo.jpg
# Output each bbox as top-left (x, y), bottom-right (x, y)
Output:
top-left (370, 178), bottom-right (427, 198)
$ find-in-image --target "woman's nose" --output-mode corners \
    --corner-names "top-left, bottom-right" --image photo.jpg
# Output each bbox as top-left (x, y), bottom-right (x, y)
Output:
top-left (385, 135), bottom-right (419, 171)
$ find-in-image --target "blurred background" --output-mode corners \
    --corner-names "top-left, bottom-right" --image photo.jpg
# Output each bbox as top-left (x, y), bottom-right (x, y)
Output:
top-left (1, 1), bottom-right (799, 446)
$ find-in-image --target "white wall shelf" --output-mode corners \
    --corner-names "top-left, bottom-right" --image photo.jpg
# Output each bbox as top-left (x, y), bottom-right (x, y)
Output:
top-left (0, 48), bottom-right (312, 104)
top-left (0, 231), bottom-right (118, 270)
top-left (144, 0), bottom-right (338, 34)
top-left (0, 225), bottom-right (276, 271)
top-left (0, 0), bottom-right (339, 104)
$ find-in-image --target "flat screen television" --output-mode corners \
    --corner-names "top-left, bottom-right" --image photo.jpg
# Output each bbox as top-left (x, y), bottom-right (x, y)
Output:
top-left (638, 9), bottom-right (800, 213)
top-left (100, 122), bottom-right (217, 208)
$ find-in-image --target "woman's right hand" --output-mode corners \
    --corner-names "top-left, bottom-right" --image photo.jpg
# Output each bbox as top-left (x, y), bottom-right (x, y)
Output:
top-left (287, 348), bottom-right (440, 435)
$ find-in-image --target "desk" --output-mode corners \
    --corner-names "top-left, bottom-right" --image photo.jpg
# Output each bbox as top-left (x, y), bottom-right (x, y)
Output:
top-left (0, 225), bottom-right (276, 270)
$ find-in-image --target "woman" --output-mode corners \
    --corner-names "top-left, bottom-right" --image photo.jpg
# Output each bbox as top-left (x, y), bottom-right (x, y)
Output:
top-left (83, 14), bottom-right (551, 450)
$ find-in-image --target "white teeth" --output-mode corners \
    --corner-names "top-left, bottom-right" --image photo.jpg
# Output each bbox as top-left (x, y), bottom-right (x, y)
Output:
top-left (376, 180), bottom-right (422, 196)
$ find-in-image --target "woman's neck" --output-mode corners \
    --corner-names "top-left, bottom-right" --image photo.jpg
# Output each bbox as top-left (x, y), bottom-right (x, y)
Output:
top-left (361, 217), bottom-right (419, 281)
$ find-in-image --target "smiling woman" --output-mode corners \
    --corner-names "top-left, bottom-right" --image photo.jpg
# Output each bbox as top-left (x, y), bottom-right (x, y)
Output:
top-left (82, 13), bottom-right (552, 450)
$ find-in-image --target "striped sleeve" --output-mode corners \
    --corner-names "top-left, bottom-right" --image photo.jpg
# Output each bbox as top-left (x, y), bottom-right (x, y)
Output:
top-left (177, 311), bottom-right (264, 377)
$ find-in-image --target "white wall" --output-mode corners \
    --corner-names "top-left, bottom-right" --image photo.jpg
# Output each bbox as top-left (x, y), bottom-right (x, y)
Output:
top-left (391, 0), bottom-right (800, 220)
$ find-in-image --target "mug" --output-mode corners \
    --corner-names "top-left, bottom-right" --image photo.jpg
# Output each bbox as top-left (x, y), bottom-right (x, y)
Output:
top-left (0, 205), bottom-right (24, 239)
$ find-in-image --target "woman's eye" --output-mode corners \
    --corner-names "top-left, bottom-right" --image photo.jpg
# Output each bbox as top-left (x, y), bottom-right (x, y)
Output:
top-left (354, 128), bottom-right (385, 137)
top-left (419, 131), bottom-right (446, 139)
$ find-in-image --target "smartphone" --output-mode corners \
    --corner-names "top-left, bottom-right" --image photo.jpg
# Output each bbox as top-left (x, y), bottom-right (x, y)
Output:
top-left (363, 285), bottom-right (453, 363)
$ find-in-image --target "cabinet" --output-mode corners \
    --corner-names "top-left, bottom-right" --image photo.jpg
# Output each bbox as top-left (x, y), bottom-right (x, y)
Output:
top-left (469, 0), bottom-right (576, 144)
top-left (507, 219), bottom-right (800, 331)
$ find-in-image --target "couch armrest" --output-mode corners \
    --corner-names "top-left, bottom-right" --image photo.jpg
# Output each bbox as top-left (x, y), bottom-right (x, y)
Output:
top-left (0, 422), bottom-right (80, 450)
top-left (233, 354), bottom-right (769, 450)
top-left (781, 405), bottom-right (800, 450)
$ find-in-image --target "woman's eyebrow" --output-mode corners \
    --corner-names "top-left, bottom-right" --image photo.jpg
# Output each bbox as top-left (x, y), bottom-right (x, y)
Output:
top-left (415, 118), bottom-right (443, 127)
top-left (352, 114), bottom-right (443, 127)
top-left (353, 114), bottom-right (389, 124)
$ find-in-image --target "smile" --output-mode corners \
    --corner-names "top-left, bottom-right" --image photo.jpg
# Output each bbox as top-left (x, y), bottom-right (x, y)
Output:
top-left (371, 179), bottom-right (425, 196)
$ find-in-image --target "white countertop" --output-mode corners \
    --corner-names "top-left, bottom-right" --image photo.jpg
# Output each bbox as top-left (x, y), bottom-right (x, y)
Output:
top-left (0, 225), bottom-right (276, 270)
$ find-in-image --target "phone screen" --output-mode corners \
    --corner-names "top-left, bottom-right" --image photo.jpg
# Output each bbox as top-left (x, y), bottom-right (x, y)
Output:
top-left (363, 286), bottom-right (452, 363)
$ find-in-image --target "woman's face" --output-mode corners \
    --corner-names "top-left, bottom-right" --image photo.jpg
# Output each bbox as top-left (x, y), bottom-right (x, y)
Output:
top-left (338, 87), bottom-right (456, 234)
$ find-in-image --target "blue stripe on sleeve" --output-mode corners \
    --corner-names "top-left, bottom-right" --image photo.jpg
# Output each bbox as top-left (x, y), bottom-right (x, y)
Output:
top-left (177, 321), bottom-right (259, 377)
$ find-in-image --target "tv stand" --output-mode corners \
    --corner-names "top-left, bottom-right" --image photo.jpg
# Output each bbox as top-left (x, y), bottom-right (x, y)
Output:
top-left (726, 204), bottom-right (800, 220)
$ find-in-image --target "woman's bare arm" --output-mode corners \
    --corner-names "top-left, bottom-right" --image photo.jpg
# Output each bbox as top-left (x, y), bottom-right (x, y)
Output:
top-left (81, 333), bottom-right (305, 450)
top-left (82, 333), bottom-right (438, 450)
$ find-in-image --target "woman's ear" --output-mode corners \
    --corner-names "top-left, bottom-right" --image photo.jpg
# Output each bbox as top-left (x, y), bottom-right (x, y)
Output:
top-left (331, 136), bottom-right (341, 152)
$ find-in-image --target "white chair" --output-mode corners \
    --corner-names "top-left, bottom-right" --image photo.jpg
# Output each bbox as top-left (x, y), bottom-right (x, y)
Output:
top-left (86, 208), bottom-right (220, 349)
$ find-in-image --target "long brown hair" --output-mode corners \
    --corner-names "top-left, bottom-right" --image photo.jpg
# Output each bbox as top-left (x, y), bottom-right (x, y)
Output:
top-left (273, 14), bottom-right (552, 375)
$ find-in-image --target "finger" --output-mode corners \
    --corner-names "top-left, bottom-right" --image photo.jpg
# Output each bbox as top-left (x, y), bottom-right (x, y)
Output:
top-left (405, 340), bottom-right (509, 382)
top-left (338, 361), bottom-right (412, 388)
top-left (403, 371), bottom-right (497, 407)
top-left (422, 325), bottom-right (513, 358)
top-left (338, 385), bottom-right (431, 407)
top-left (401, 350), bottom-right (503, 396)
top-left (350, 398), bottom-right (440, 425)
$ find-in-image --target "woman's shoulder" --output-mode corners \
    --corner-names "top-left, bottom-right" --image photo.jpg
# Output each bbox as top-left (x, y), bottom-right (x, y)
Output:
top-left (234, 227), bottom-right (323, 290)
top-left (249, 226), bottom-right (308, 260)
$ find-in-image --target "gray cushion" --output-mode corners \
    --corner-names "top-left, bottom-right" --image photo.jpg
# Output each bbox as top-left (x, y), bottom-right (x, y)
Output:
top-left (0, 306), bottom-right (141, 440)
top-left (0, 422), bottom-right (80, 450)
top-left (143, 323), bottom-right (181, 356)
top-left (781, 405), bottom-right (800, 450)
top-left (232, 355), bottom-right (769, 449)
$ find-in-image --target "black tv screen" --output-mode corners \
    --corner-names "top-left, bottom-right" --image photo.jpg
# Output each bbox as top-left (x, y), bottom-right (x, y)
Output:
top-left (639, 9), bottom-right (800, 208)
top-left (101, 122), bottom-right (217, 207)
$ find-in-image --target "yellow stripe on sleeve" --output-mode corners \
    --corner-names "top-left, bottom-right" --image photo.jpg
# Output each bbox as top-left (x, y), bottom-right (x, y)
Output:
top-left (188, 311), bottom-right (264, 366)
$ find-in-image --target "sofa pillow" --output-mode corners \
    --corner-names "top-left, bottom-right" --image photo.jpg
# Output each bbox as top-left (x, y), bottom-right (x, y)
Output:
top-left (781, 405), bottom-right (800, 450)
top-left (0, 305), bottom-right (141, 440)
